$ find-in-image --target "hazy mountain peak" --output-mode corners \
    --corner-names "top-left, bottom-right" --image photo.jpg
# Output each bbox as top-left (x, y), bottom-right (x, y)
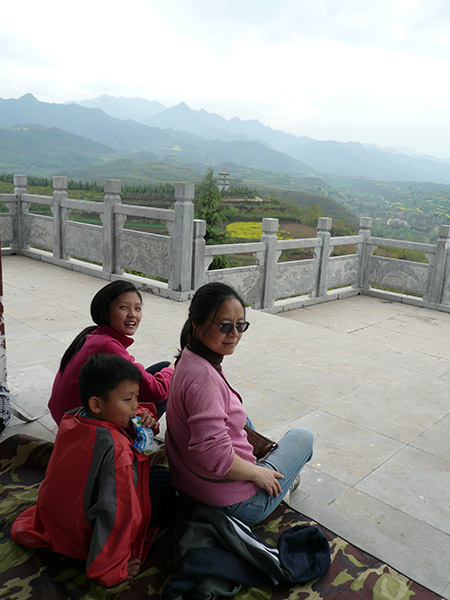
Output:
top-left (172, 101), bottom-right (191, 112)
top-left (18, 93), bottom-right (38, 103)
top-left (72, 96), bottom-right (166, 121)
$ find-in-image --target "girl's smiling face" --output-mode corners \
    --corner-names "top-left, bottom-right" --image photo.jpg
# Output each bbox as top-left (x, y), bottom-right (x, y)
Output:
top-left (108, 291), bottom-right (142, 336)
top-left (193, 298), bottom-right (245, 356)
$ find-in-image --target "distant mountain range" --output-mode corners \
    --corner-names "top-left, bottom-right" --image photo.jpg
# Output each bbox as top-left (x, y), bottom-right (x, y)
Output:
top-left (0, 94), bottom-right (314, 179)
top-left (0, 93), bottom-right (450, 187)
top-left (76, 94), bottom-right (450, 184)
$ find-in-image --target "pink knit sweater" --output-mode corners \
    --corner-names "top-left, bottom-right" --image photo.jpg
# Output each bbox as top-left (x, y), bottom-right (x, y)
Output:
top-left (165, 348), bottom-right (258, 506)
top-left (48, 325), bottom-right (174, 425)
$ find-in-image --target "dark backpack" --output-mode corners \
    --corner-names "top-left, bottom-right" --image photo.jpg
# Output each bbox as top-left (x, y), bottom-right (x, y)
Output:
top-left (0, 383), bottom-right (11, 434)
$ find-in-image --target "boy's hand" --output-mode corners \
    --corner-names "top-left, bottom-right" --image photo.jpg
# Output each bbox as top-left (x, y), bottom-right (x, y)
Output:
top-left (126, 558), bottom-right (142, 579)
top-left (138, 411), bottom-right (158, 430)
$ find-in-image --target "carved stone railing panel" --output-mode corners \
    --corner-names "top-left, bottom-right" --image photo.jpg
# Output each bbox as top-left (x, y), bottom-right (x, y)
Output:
top-left (120, 230), bottom-right (170, 279)
top-left (0, 214), bottom-right (13, 246)
top-left (274, 260), bottom-right (316, 298)
top-left (368, 256), bottom-right (429, 296)
top-left (205, 266), bottom-right (263, 308)
top-left (328, 255), bottom-right (359, 289)
top-left (65, 222), bottom-right (104, 263)
top-left (27, 215), bottom-right (53, 251)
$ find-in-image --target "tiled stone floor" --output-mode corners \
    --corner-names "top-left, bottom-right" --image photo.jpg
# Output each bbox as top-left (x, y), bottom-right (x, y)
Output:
top-left (2, 255), bottom-right (449, 598)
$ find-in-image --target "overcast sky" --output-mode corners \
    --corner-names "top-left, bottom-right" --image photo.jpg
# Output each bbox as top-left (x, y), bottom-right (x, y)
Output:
top-left (1, 0), bottom-right (450, 158)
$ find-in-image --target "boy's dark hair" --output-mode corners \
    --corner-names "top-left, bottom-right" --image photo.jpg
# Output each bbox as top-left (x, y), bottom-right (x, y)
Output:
top-left (78, 354), bottom-right (142, 409)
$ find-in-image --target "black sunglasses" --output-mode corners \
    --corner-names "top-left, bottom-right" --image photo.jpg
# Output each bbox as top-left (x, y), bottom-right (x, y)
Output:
top-left (208, 320), bottom-right (250, 334)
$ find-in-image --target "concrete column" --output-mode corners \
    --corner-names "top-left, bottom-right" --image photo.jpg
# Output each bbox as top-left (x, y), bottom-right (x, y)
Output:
top-left (192, 219), bottom-right (206, 290)
top-left (52, 176), bottom-right (69, 260)
top-left (169, 183), bottom-right (195, 292)
top-left (12, 174), bottom-right (29, 251)
top-left (261, 217), bottom-right (279, 309)
top-left (356, 216), bottom-right (373, 291)
top-left (314, 217), bottom-right (332, 297)
top-left (101, 179), bottom-right (122, 274)
top-left (426, 224), bottom-right (450, 304)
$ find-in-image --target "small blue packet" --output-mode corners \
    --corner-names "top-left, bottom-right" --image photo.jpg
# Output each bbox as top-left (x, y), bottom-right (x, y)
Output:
top-left (131, 416), bottom-right (158, 452)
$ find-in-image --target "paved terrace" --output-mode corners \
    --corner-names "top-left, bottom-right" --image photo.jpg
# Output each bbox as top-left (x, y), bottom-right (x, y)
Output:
top-left (2, 254), bottom-right (450, 598)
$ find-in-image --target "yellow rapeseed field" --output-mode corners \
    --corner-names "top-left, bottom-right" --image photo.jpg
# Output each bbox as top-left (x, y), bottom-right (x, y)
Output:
top-left (226, 221), bottom-right (290, 240)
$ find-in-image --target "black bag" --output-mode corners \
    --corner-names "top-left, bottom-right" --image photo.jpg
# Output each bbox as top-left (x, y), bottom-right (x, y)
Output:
top-left (0, 383), bottom-right (11, 434)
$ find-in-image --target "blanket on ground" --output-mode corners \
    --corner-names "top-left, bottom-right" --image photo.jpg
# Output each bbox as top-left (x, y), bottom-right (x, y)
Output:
top-left (0, 433), bottom-right (441, 600)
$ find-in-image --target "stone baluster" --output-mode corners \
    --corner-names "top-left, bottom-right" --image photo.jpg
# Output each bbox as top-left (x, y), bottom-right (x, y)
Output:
top-left (192, 219), bottom-right (207, 290)
top-left (13, 174), bottom-right (29, 251)
top-left (356, 216), bottom-right (374, 291)
top-left (169, 183), bottom-right (195, 293)
top-left (313, 217), bottom-right (332, 297)
top-left (261, 218), bottom-right (280, 309)
top-left (425, 224), bottom-right (450, 304)
top-left (52, 176), bottom-right (69, 260)
top-left (101, 179), bottom-right (122, 274)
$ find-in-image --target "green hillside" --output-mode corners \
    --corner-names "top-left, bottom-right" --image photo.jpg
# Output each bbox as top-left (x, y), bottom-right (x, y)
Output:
top-left (0, 125), bottom-right (118, 174)
top-left (325, 176), bottom-right (450, 242)
top-left (60, 156), bottom-right (205, 185)
top-left (57, 159), bottom-right (355, 225)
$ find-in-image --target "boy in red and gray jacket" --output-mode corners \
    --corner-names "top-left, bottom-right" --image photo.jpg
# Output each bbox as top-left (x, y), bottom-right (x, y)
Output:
top-left (12, 353), bottom-right (174, 586)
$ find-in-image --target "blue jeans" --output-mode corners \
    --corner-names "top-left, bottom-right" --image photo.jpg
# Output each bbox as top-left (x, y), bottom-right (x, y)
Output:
top-left (218, 427), bottom-right (313, 526)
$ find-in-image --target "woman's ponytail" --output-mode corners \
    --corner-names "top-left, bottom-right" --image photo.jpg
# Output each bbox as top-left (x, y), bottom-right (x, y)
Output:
top-left (175, 319), bottom-right (193, 365)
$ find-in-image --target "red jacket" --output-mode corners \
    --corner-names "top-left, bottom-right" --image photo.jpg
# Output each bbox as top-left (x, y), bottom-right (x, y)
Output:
top-left (48, 324), bottom-right (174, 424)
top-left (11, 406), bottom-right (158, 587)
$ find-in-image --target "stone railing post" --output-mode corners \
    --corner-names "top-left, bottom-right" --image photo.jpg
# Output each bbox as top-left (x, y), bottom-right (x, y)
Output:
top-left (192, 219), bottom-right (206, 291)
top-left (101, 179), bottom-right (122, 274)
top-left (356, 217), bottom-right (374, 291)
top-left (12, 174), bottom-right (29, 251)
top-left (313, 217), bottom-right (332, 297)
top-left (169, 183), bottom-right (195, 293)
top-left (52, 176), bottom-right (69, 260)
top-left (261, 218), bottom-right (280, 309)
top-left (424, 224), bottom-right (450, 304)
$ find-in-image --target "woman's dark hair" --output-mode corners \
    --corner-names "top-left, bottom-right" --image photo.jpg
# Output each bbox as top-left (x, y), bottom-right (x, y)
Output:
top-left (78, 353), bottom-right (142, 410)
top-left (177, 282), bottom-right (245, 360)
top-left (59, 280), bottom-right (143, 373)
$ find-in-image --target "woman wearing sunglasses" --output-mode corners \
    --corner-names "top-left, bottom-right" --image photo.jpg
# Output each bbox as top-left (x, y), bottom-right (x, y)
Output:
top-left (165, 282), bottom-right (313, 525)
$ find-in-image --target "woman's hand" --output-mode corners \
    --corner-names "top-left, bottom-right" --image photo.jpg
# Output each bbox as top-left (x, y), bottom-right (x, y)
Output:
top-left (126, 558), bottom-right (142, 579)
top-left (225, 454), bottom-right (284, 496)
top-left (252, 465), bottom-right (284, 496)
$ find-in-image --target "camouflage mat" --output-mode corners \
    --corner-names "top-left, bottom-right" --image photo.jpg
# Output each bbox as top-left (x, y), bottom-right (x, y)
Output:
top-left (0, 434), bottom-right (441, 599)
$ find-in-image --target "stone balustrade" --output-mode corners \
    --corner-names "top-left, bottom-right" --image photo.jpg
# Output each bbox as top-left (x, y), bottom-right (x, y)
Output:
top-left (1, 174), bottom-right (450, 312)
